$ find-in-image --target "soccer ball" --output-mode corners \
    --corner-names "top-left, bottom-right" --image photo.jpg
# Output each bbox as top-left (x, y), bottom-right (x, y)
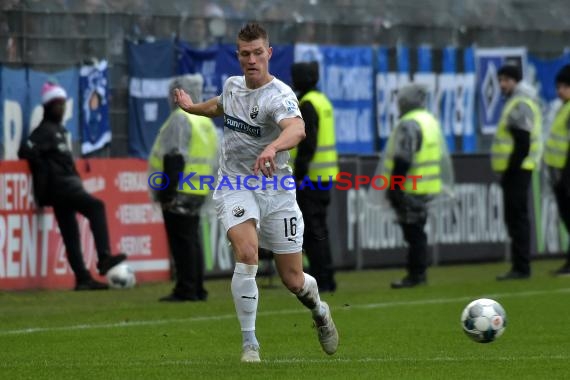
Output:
top-left (106, 264), bottom-right (136, 289)
top-left (461, 298), bottom-right (507, 343)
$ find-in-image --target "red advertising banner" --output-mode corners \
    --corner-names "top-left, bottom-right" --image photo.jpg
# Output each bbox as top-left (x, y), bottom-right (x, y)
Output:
top-left (0, 159), bottom-right (170, 290)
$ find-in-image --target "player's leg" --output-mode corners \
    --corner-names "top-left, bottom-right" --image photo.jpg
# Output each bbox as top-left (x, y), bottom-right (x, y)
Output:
top-left (274, 252), bottom-right (339, 355)
top-left (217, 190), bottom-right (262, 362)
top-left (228, 220), bottom-right (261, 362)
top-left (261, 192), bottom-right (338, 355)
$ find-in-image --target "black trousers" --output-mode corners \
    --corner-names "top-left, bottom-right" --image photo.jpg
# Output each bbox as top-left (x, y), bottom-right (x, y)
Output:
top-left (400, 215), bottom-right (428, 278)
top-left (501, 170), bottom-right (532, 274)
top-left (553, 182), bottom-right (570, 257)
top-left (296, 186), bottom-right (336, 290)
top-left (162, 208), bottom-right (206, 299)
top-left (52, 191), bottom-right (111, 282)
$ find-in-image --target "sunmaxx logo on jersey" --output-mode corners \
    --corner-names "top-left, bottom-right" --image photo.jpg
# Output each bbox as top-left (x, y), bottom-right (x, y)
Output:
top-left (148, 172), bottom-right (423, 191)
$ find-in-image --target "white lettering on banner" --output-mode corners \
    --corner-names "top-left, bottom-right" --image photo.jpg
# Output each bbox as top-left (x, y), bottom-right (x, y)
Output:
top-left (0, 213), bottom-right (54, 278)
top-left (0, 173), bottom-right (35, 211)
top-left (29, 99), bottom-right (74, 136)
top-left (376, 72), bottom-right (409, 138)
top-left (82, 177), bottom-right (106, 194)
top-left (202, 60), bottom-right (219, 101)
top-left (3, 100), bottom-right (23, 160)
top-left (346, 183), bottom-right (508, 251)
top-left (325, 66), bottom-right (373, 101)
top-left (115, 171), bottom-right (148, 192)
top-left (335, 109), bottom-right (372, 143)
top-left (116, 204), bottom-right (163, 224)
top-left (118, 236), bottom-right (152, 256)
top-left (377, 72), bottom-right (476, 140)
top-left (129, 78), bottom-right (171, 98)
top-left (3, 99), bottom-right (74, 160)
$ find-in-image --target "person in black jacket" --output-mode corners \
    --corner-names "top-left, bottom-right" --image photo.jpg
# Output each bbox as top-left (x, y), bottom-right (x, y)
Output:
top-left (492, 64), bottom-right (542, 281)
top-left (291, 62), bottom-right (338, 293)
top-left (18, 81), bottom-right (126, 291)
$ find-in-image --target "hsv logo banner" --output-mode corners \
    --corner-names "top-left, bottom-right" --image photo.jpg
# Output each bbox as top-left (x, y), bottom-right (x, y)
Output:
top-left (0, 159), bottom-right (170, 290)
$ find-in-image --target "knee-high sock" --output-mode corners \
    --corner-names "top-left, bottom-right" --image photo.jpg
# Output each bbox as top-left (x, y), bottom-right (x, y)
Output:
top-left (231, 263), bottom-right (259, 332)
top-left (295, 272), bottom-right (324, 318)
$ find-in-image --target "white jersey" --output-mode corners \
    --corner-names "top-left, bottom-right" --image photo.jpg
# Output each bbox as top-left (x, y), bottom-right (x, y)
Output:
top-left (217, 76), bottom-right (302, 181)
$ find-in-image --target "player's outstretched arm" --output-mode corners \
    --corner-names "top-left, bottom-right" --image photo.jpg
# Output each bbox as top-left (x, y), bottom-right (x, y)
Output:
top-left (173, 88), bottom-right (223, 118)
top-left (253, 117), bottom-right (305, 176)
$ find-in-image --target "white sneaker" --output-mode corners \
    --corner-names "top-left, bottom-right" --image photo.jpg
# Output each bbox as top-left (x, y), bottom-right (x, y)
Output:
top-left (314, 301), bottom-right (339, 355)
top-left (241, 345), bottom-right (261, 363)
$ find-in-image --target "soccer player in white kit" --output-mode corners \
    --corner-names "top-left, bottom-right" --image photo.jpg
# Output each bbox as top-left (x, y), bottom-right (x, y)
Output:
top-left (173, 22), bottom-right (338, 362)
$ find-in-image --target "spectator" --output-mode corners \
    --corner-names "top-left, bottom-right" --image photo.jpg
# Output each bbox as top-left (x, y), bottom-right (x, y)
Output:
top-left (290, 61), bottom-right (339, 293)
top-left (18, 81), bottom-right (127, 291)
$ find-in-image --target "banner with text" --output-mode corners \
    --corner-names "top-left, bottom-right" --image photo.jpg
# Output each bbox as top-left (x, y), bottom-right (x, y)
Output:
top-left (0, 159), bottom-right (170, 290)
top-left (1, 66), bottom-right (79, 160)
top-left (295, 43), bottom-right (375, 154)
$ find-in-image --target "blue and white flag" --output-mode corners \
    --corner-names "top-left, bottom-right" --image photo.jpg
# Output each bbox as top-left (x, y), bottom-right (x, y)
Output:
top-left (80, 60), bottom-right (110, 155)
top-left (177, 42), bottom-right (294, 128)
top-left (528, 52), bottom-right (570, 131)
top-left (295, 43), bottom-right (375, 154)
top-left (1, 66), bottom-right (28, 160)
top-left (376, 44), bottom-right (410, 150)
top-left (475, 47), bottom-right (527, 134)
top-left (128, 39), bottom-right (175, 158)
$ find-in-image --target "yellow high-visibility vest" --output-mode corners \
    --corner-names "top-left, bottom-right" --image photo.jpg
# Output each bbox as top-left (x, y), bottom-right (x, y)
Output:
top-left (384, 109), bottom-right (442, 194)
top-left (491, 96), bottom-right (542, 172)
top-left (544, 101), bottom-right (570, 169)
top-left (290, 91), bottom-right (339, 182)
top-left (149, 109), bottom-right (218, 195)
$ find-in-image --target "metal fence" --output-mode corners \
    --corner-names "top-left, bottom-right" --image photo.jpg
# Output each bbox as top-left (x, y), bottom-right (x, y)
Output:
top-left (1, 0), bottom-right (569, 157)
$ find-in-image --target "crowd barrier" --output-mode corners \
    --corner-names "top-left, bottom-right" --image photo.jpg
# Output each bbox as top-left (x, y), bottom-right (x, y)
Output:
top-left (0, 156), bottom-right (567, 290)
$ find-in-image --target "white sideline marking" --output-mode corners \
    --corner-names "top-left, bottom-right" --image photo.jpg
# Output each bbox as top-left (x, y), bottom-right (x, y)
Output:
top-left (1, 287), bottom-right (569, 336)
top-left (160, 354), bottom-right (570, 365)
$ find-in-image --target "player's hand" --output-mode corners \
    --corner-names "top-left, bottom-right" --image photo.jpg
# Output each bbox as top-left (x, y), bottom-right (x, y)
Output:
top-left (173, 88), bottom-right (193, 111)
top-left (253, 146), bottom-right (277, 178)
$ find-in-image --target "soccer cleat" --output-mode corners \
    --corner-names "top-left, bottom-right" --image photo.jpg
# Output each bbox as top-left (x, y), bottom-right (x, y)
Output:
top-left (552, 263), bottom-right (570, 276)
top-left (97, 253), bottom-right (127, 276)
top-left (390, 275), bottom-right (427, 289)
top-left (314, 301), bottom-right (339, 355)
top-left (496, 271), bottom-right (530, 281)
top-left (74, 278), bottom-right (109, 291)
top-left (241, 344), bottom-right (261, 363)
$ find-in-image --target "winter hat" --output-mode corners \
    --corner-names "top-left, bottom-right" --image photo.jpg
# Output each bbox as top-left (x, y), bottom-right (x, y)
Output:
top-left (291, 61), bottom-right (319, 92)
top-left (498, 64), bottom-right (522, 82)
top-left (555, 64), bottom-right (570, 86)
top-left (41, 81), bottom-right (67, 105)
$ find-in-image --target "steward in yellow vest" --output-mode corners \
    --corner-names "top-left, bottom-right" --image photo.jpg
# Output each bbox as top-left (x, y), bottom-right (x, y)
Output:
top-left (493, 64), bottom-right (541, 281)
top-left (383, 83), bottom-right (450, 289)
top-left (290, 61), bottom-right (338, 292)
top-left (544, 64), bottom-right (570, 275)
top-left (148, 74), bottom-right (218, 302)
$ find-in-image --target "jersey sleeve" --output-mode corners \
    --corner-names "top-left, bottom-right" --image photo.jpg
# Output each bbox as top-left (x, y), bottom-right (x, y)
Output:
top-left (269, 89), bottom-right (302, 124)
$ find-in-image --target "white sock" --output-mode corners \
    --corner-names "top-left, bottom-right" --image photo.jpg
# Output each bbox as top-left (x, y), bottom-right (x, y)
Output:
top-left (296, 273), bottom-right (325, 318)
top-left (231, 263), bottom-right (259, 347)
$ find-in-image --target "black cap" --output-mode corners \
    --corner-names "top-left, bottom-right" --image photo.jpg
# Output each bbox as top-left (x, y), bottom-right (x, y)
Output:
top-left (498, 64), bottom-right (522, 82)
top-left (555, 64), bottom-right (570, 86)
top-left (291, 61), bottom-right (319, 92)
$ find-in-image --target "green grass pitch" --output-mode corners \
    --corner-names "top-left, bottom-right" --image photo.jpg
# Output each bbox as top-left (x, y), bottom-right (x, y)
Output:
top-left (1, 259), bottom-right (569, 379)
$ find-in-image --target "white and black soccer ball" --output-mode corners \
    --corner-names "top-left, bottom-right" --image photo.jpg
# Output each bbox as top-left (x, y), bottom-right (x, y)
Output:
top-left (461, 298), bottom-right (507, 343)
top-left (106, 264), bottom-right (136, 289)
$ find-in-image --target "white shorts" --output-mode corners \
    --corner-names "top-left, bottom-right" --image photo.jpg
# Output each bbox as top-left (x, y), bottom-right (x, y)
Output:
top-left (215, 189), bottom-right (304, 254)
